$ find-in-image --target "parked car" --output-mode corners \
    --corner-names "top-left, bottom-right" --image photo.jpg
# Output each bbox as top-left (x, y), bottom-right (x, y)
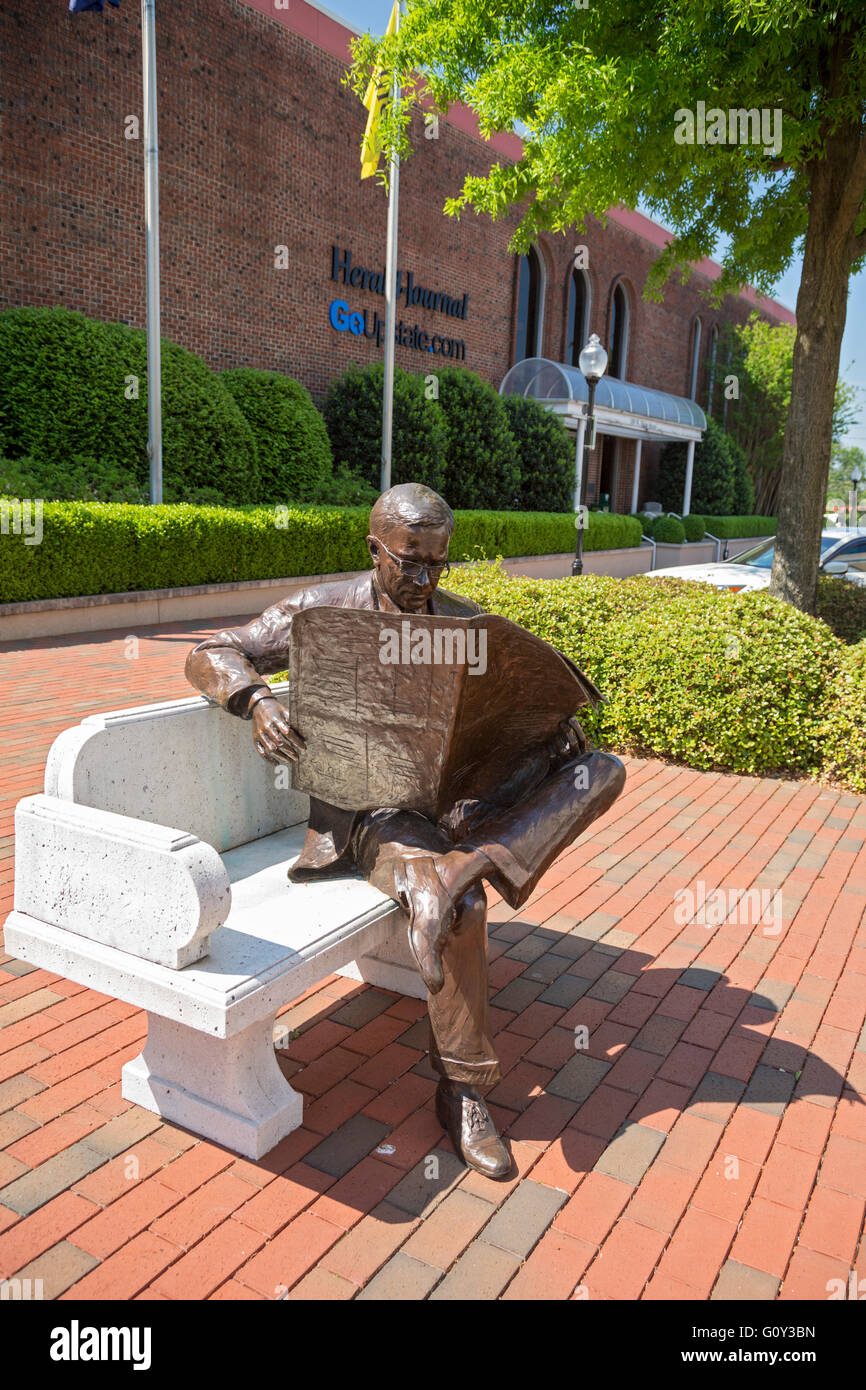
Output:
top-left (647, 528), bottom-right (866, 591)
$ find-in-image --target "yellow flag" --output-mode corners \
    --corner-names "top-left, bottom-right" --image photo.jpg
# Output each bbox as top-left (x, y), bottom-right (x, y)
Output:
top-left (361, 1), bottom-right (399, 180)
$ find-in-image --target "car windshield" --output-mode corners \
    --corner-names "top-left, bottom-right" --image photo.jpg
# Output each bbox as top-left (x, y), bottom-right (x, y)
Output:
top-left (735, 536), bottom-right (839, 569)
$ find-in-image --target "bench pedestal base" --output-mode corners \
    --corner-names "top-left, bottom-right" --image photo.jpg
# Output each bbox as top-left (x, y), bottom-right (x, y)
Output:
top-left (122, 1012), bottom-right (303, 1160)
top-left (337, 922), bottom-right (427, 999)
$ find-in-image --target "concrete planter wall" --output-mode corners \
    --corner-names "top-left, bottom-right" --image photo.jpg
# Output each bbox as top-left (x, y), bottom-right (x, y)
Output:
top-left (0, 537), bottom-right (772, 641)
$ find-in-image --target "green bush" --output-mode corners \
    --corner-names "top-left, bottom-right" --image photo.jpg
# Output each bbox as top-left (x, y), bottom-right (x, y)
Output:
top-left (314, 462), bottom-right (378, 507)
top-left (818, 638), bottom-right (866, 793)
top-left (453, 562), bottom-right (842, 778)
top-left (682, 514), bottom-right (706, 542)
top-left (500, 395), bottom-right (572, 512)
top-left (322, 363), bottom-right (446, 494)
top-left (0, 306), bottom-right (259, 503)
top-left (658, 418), bottom-right (737, 515)
top-left (221, 368), bottom-right (332, 502)
top-left (815, 573), bottom-right (866, 644)
top-left (650, 514), bottom-right (687, 543)
top-left (436, 367), bottom-right (522, 510)
top-left (0, 503), bottom-right (642, 604)
top-left (0, 454), bottom-right (148, 504)
top-left (703, 516), bottom-right (777, 539)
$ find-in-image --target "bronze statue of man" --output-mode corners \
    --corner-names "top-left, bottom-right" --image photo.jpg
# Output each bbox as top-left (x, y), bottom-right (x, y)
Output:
top-left (186, 483), bottom-right (626, 1179)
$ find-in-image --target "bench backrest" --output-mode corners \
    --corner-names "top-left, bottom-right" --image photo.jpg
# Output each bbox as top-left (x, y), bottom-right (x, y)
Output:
top-left (44, 684), bottom-right (310, 855)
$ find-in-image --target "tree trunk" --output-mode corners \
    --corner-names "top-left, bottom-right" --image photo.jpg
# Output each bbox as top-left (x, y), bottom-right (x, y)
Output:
top-left (769, 105), bottom-right (866, 611)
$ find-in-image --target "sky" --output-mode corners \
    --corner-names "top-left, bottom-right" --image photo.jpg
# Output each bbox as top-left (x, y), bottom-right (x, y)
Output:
top-left (327, 0), bottom-right (865, 457)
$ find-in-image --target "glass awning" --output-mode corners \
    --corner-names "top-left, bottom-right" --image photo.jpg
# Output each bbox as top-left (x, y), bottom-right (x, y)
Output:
top-left (500, 357), bottom-right (706, 432)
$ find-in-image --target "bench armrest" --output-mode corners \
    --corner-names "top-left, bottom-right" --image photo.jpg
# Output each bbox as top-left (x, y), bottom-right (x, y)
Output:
top-left (14, 794), bottom-right (230, 969)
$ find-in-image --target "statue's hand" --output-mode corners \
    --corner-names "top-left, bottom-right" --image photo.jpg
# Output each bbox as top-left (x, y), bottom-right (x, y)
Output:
top-left (555, 716), bottom-right (588, 759)
top-left (251, 698), bottom-right (306, 765)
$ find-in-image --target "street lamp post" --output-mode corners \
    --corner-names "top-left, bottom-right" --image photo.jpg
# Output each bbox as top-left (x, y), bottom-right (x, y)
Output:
top-left (850, 463), bottom-right (862, 529)
top-left (572, 333), bottom-right (609, 576)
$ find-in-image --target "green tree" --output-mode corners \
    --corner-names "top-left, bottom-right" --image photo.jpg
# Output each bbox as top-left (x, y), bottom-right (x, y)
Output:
top-left (826, 441), bottom-right (866, 518)
top-left (715, 314), bottom-right (860, 514)
top-left (350, 0), bottom-right (866, 614)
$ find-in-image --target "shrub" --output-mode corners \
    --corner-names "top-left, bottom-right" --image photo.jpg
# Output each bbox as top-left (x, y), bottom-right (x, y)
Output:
top-left (500, 395), bottom-right (572, 511)
top-left (322, 362), bottom-right (446, 493)
top-left (815, 573), bottom-right (866, 644)
top-left (450, 509), bottom-right (641, 561)
top-left (728, 434), bottom-right (756, 515)
top-left (0, 454), bottom-right (148, 504)
top-left (221, 368), bottom-right (332, 502)
top-left (0, 306), bottom-right (259, 503)
top-left (313, 462), bottom-right (378, 507)
top-left (703, 515), bottom-right (777, 539)
top-left (682, 514), bottom-right (706, 542)
top-left (436, 367), bottom-right (522, 510)
top-left (657, 418), bottom-right (737, 515)
top-left (818, 638), bottom-right (866, 793)
top-left (454, 563), bottom-right (842, 777)
top-left (0, 503), bottom-right (640, 604)
top-left (650, 515), bottom-right (687, 543)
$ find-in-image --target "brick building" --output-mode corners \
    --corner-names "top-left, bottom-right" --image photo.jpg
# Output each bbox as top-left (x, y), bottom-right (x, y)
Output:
top-left (1, 0), bottom-right (794, 511)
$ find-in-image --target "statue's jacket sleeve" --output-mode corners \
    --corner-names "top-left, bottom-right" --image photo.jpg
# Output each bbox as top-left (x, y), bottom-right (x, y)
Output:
top-left (185, 575), bottom-right (372, 717)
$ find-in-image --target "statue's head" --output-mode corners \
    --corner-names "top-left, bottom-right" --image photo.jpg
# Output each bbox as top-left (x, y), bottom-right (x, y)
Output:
top-left (367, 483), bottom-right (454, 612)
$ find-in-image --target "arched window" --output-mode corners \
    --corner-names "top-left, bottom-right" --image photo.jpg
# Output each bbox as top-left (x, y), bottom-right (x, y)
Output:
top-left (566, 268), bottom-right (590, 367)
top-left (706, 324), bottom-right (719, 412)
top-left (515, 247), bottom-right (544, 361)
top-left (689, 316), bottom-right (703, 399)
top-left (608, 282), bottom-right (629, 379)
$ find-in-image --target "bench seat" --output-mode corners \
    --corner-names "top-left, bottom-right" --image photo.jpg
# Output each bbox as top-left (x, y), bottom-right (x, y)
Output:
top-left (6, 691), bottom-right (424, 1159)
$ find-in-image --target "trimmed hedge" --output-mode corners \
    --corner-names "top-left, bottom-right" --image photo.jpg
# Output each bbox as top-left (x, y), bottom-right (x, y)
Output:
top-left (452, 562), bottom-right (850, 782)
top-left (0, 307), bottom-right (259, 503)
top-left (682, 514), bottom-right (706, 542)
top-left (0, 503), bottom-right (641, 604)
top-left (650, 515), bottom-right (686, 544)
top-left (703, 516), bottom-right (777, 539)
top-left (500, 395), bottom-right (572, 512)
top-left (221, 368), bottom-right (333, 502)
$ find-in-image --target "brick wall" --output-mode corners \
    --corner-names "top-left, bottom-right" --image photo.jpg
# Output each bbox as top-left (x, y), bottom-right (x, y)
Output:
top-left (1, 0), bottom-right (792, 510)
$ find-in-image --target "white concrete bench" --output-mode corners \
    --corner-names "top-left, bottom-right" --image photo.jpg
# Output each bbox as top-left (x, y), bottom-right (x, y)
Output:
top-left (5, 686), bottom-right (423, 1159)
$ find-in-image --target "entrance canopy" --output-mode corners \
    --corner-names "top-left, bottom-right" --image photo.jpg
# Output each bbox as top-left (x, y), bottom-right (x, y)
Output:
top-left (500, 357), bottom-right (706, 514)
top-left (500, 357), bottom-right (706, 443)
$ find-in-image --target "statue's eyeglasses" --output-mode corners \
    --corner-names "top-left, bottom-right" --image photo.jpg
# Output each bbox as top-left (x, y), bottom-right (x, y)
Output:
top-left (371, 535), bottom-right (450, 583)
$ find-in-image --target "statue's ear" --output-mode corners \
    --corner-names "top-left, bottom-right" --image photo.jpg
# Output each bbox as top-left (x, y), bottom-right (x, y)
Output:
top-left (366, 535), bottom-right (380, 564)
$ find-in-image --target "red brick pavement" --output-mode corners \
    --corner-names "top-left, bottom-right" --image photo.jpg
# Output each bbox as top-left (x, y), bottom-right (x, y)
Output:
top-left (1, 616), bottom-right (864, 1301)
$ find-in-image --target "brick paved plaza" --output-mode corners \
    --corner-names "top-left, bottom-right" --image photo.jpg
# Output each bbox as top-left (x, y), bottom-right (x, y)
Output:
top-left (1, 617), bottom-right (864, 1301)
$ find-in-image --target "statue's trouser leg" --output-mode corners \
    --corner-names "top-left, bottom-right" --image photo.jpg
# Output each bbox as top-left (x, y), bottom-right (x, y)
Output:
top-left (352, 810), bottom-right (501, 1085)
top-left (460, 750), bottom-right (627, 912)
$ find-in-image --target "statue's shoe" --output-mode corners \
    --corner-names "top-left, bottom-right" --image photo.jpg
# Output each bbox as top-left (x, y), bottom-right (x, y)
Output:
top-left (435, 1082), bottom-right (511, 1180)
top-left (393, 856), bottom-right (456, 996)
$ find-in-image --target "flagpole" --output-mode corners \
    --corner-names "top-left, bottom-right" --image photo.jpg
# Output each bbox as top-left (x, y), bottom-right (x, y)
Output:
top-left (380, 2), bottom-right (401, 494)
top-left (141, 0), bottom-right (162, 504)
